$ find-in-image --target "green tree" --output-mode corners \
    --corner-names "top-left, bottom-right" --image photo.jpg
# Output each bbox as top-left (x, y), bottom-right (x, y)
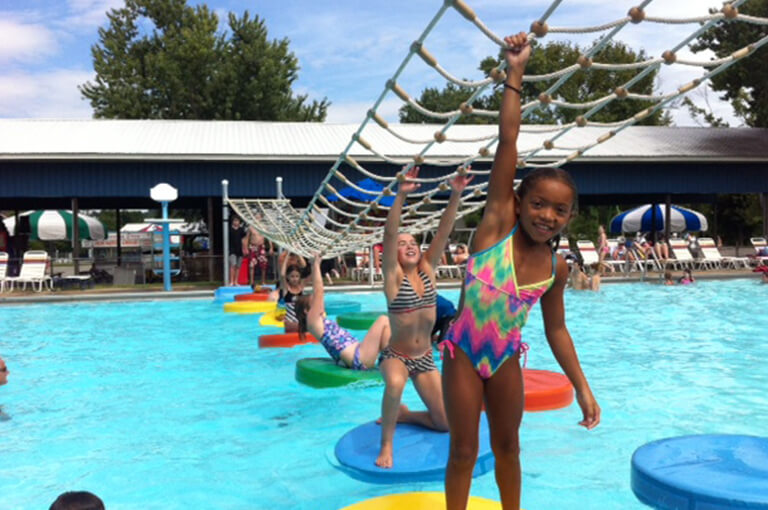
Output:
top-left (711, 194), bottom-right (763, 247)
top-left (689, 1), bottom-right (768, 127)
top-left (400, 40), bottom-right (671, 126)
top-left (80, 0), bottom-right (328, 121)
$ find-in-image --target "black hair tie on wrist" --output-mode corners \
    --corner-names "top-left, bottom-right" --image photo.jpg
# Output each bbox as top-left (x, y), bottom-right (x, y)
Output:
top-left (503, 82), bottom-right (522, 95)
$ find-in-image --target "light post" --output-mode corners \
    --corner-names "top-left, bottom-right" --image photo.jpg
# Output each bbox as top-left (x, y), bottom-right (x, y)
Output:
top-left (149, 183), bottom-right (180, 292)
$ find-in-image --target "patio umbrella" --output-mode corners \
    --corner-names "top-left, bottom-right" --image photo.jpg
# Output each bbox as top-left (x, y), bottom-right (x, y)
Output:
top-left (326, 177), bottom-right (395, 206)
top-left (2, 210), bottom-right (107, 240)
top-left (609, 204), bottom-right (708, 234)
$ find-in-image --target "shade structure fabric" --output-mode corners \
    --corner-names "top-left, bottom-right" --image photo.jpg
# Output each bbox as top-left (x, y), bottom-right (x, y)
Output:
top-left (2, 210), bottom-right (107, 241)
top-left (610, 204), bottom-right (708, 234)
top-left (326, 178), bottom-right (395, 207)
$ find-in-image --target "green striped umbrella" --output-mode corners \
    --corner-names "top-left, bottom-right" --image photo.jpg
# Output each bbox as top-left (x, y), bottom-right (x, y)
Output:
top-left (2, 210), bottom-right (107, 241)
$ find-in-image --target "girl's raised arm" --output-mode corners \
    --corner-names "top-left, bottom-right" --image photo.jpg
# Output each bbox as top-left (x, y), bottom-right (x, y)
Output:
top-left (424, 170), bottom-right (473, 270)
top-left (278, 251), bottom-right (290, 291)
top-left (307, 255), bottom-right (325, 324)
top-left (476, 32), bottom-right (531, 247)
top-left (382, 166), bottom-right (420, 284)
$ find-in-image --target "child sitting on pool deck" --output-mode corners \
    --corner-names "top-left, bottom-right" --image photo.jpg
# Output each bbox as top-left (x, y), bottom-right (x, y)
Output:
top-left (378, 164), bottom-right (473, 469)
top-left (441, 31), bottom-right (600, 510)
top-left (294, 255), bottom-right (391, 370)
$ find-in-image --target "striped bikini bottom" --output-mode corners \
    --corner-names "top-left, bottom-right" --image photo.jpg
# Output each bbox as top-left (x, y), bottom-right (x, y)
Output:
top-left (378, 346), bottom-right (437, 377)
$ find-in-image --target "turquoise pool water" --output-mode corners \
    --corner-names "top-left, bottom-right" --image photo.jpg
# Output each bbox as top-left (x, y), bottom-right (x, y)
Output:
top-left (1, 279), bottom-right (767, 509)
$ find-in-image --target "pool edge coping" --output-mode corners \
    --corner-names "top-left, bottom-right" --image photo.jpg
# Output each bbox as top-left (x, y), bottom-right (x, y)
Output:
top-left (0, 271), bottom-right (759, 304)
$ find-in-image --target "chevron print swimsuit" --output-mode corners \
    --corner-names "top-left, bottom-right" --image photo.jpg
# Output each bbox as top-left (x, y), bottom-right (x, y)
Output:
top-left (444, 224), bottom-right (555, 379)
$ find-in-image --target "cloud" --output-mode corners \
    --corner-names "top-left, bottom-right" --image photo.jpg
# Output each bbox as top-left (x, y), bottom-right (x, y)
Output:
top-left (0, 69), bottom-right (94, 118)
top-left (0, 19), bottom-right (58, 63)
top-left (60, 0), bottom-right (123, 29)
top-left (325, 98), bottom-right (402, 124)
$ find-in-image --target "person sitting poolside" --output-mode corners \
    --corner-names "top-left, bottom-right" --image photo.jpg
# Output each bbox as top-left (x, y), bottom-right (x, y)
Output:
top-left (50, 491), bottom-right (104, 510)
top-left (294, 255), bottom-right (390, 370)
top-left (654, 234), bottom-right (671, 261)
top-left (452, 243), bottom-right (469, 265)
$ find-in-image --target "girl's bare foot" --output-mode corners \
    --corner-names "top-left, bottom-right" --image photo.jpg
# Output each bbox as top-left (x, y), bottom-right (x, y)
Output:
top-left (375, 442), bottom-right (394, 468)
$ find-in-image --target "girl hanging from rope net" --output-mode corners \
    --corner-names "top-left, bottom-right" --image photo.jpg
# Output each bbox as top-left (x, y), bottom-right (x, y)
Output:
top-left (294, 255), bottom-right (391, 370)
top-left (376, 165), bottom-right (473, 469)
top-left (440, 31), bottom-right (600, 510)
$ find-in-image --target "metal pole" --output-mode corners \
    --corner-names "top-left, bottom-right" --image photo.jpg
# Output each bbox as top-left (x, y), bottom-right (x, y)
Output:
top-left (71, 198), bottom-right (80, 275)
top-left (369, 245), bottom-right (374, 287)
top-left (276, 177), bottom-right (284, 264)
top-left (222, 179), bottom-right (230, 286)
top-left (116, 208), bottom-right (122, 267)
top-left (664, 195), bottom-right (672, 242)
top-left (207, 197), bottom-right (215, 282)
top-left (161, 201), bottom-right (172, 292)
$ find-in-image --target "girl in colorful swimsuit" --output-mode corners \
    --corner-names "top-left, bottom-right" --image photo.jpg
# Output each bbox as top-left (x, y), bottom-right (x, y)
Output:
top-left (441, 32), bottom-right (600, 510)
top-left (377, 165), bottom-right (473, 469)
top-left (294, 256), bottom-right (390, 369)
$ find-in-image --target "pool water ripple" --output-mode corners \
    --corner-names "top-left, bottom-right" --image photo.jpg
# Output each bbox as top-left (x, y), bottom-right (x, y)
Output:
top-left (0, 280), bottom-right (766, 509)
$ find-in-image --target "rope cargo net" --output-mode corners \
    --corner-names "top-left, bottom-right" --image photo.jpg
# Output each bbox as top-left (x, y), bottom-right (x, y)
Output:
top-left (229, 0), bottom-right (768, 258)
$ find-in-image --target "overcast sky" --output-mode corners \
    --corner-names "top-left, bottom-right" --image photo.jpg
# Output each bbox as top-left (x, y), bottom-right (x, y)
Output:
top-left (0, 0), bottom-right (748, 126)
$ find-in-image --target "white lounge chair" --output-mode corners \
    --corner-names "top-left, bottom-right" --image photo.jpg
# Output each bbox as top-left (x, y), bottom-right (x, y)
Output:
top-left (576, 240), bottom-right (599, 265)
top-left (668, 239), bottom-right (699, 270)
top-left (437, 254), bottom-right (462, 279)
top-left (698, 237), bottom-right (750, 269)
top-left (0, 252), bottom-right (8, 292)
top-left (750, 237), bottom-right (768, 264)
top-left (5, 250), bottom-right (53, 292)
top-left (556, 237), bottom-right (573, 260)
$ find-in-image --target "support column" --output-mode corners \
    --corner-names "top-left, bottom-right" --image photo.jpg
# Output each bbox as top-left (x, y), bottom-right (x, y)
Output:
top-left (368, 245), bottom-right (374, 287)
top-left (72, 198), bottom-right (80, 275)
top-left (222, 180), bottom-right (230, 286)
top-left (207, 197), bottom-right (215, 282)
top-left (761, 192), bottom-right (768, 238)
top-left (116, 209), bottom-right (122, 266)
top-left (664, 195), bottom-right (672, 242)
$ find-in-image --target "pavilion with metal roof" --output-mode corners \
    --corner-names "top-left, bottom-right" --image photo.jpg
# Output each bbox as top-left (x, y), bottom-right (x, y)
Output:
top-left (1, 119), bottom-right (767, 275)
top-left (2, 119), bottom-right (767, 206)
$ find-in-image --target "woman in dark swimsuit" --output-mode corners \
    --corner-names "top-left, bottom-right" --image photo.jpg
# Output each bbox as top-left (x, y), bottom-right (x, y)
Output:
top-left (278, 253), bottom-right (306, 333)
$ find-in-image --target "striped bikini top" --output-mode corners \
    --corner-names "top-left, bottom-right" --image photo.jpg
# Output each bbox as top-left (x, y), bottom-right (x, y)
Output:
top-left (387, 270), bottom-right (437, 314)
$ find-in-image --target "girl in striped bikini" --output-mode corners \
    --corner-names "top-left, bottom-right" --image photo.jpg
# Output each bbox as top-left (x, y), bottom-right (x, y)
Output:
top-left (376, 166), bottom-right (473, 469)
top-left (442, 32), bottom-right (600, 510)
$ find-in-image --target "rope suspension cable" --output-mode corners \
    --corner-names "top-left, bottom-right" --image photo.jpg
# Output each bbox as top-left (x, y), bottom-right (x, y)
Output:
top-left (227, 0), bottom-right (767, 258)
